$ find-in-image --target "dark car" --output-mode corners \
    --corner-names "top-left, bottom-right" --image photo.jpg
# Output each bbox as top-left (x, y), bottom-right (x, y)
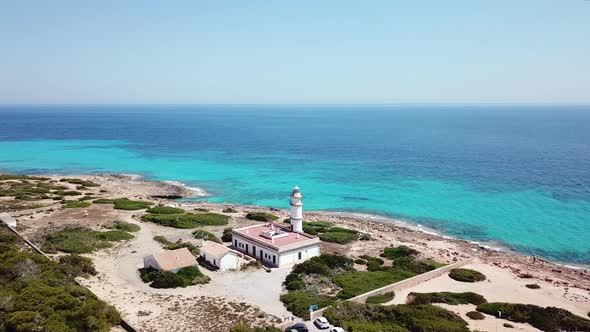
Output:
top-left (285, 323), bottom-right (308, 332)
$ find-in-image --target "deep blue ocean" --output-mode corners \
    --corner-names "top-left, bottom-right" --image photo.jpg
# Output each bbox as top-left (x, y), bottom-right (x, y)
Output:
top-left (1, 105), bottom-right (589, 264)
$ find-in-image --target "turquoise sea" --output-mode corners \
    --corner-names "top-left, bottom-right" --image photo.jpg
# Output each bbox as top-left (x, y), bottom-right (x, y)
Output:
top-left (0, 105), bottom-right (589, 264)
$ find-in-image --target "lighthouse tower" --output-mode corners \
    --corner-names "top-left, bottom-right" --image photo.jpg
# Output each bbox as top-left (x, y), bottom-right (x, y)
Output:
top-left (290, 185), bottom-right (303, 233)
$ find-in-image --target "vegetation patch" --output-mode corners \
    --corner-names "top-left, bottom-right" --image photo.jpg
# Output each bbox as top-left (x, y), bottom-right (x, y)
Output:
top-left (62, 200), bottom-right (91, 208)
top-left (230, 324), bottom-right (280, 332)
top-left (146, 205), bottom-right (185, 214)
top-left (319, 231), bottom-right (358, 244)
top-left (466, 311), bottom-right (485, 320)
top-left (223, 207), bottom-right (238, 213)
top-left (142, 212), bottom-right (229, 228)
top-left (58, 254), bottom-right (97, 277)
top-left (42, 227), bottom-right (134, 254)
top-left (324, 301), bottom-right (469, 332)
top-left (303, 221), bottom-right (358, 244)
top-left (110, 221), bottom-right (141, 232)
top-left (366, 291), bottom-right (395, 304)
top-left (476, 302), bottom-right (590, 332)
top-left (93, 198), bottom-right (115, 204)
top-left (380, 245), bottom-right (419, 260)
top-left (193, 229), bottom-right (221, 243)
top-left (334, 270), bottom-right (415, 299)
top-left (449, 268), bottom-right (486, 282)
top-left (59, 178), bottom-right (99, 187)
top-left (138, 266), bottom-right (209, 288)
top-left (153, 236), bottom-right (199, 255)
top-left (279, 291), bottom-right (337, 318)
top-left (407, 292), bottom-right (487, 306)
top-left (245, 211), bottom-right (279, 221)
top-left (0, 225), bottom-right (120, 331)
top-left (113, 198), bottom-right (153, 210)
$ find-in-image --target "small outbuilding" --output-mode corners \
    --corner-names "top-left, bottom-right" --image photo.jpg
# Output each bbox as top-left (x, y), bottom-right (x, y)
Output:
top-left (200, 240), bottom-right (241, 271)
top-left (143, 247), bottom-right (197, 272)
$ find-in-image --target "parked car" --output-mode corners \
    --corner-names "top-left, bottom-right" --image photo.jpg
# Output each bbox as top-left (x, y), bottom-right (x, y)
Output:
top-left (314, 317), bottom-right (330, 329)
top-left (330, 327), bottom-right (345, 332)
top-left (285, 323), bottom-right (308, 332)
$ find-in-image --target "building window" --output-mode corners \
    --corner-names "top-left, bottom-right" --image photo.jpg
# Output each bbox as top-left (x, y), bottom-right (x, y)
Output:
top-left (234, 240), bottom-right (237, 247)
top-left (273, 255), bottom-right (276, 264)
top-left (298, 252), bottom-right (302, 260)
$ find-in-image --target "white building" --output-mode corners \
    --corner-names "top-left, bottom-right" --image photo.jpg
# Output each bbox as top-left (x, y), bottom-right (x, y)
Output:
top-left (199, 240), bottom-right (242, 271)
top-left (232, 186), bottom-right (321, 267)
top-left (143, 247), bottom-right (197, 272)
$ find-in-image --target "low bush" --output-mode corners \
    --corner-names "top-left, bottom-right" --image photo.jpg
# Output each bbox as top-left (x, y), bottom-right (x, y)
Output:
top-left (381, 246), bottom-right (419, 260)
top-left (366, 292), bottom-right (395, 304)
top-left (153, 236), bottom-right (199, 254)
top-left (279, 291), bottom-right (337, 318)
top-left (449, 268), bottom-right (486, 282)
top-left (113, 198), bottom-right (153, 210)
top-left (324, 301), bottom-right (469, 332)
top-left (246, 211), bottom-right (279, 221)
top-left (110, 221), bottom-right (141, 232)
top-left (392, 257), bottom-right (443, 274)
top-left (476, 302), bottom-right (590, 332)
top-left (193, 229), bottom-right (221, 243)
top-left (360, 255), bottom-right (385, 265)
top-left (354, 258), bottom-right (367, 265)
top-left (230, 324), bottom-right (281, 332)
top-left (142, 212), bottom-right (229, 228)
top-left (525, 283), bottom-right (541, 289)
top-left (223, 207), bottom-right (238, 213)
top-left (58, 254), bottom-right (97, 276)
top-left (146, 206), bottom-right (185, 214)
top-left (334, 270), bottom-right (415, 299)
top-left (139, 265), bottom-right (209, 288)
top-left (466, 311), bottom-right (485, 320)
top-left (42, 227), bottom-right (134, 254)
top-left (59, 178), bottom-right (99, 187)
top-left (93, 198), bottom-right (115, 204)
top-left (221, 227), bottom-right (233, 242)
top-left (407, 292), bottom-right (487, 306)
top-left (56, 190), bottom-right (82, 196)
top-left (319, 231), bottom-right (358, 244)
top-left (62, 200), bottom-right (91, 208)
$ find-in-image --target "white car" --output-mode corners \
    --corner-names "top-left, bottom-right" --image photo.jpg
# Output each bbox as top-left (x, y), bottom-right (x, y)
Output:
top-left (314, 317), bottom-right (330, 329)
top-left (330, 328), bottom-right (345, 332)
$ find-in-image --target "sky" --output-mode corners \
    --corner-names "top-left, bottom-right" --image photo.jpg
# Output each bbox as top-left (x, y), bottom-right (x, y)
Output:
top-left (1, 1), bottom-right (589, 104)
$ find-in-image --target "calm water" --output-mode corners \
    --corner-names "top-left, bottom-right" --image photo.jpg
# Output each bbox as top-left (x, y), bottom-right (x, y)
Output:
top-left (1, 105), bottom-right (589, 264)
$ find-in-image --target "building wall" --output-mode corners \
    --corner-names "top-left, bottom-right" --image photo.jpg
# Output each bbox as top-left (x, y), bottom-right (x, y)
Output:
top-left (279, 244), bottom-right (320, 267)
top-left (219, 253), bottom-right (239, 271)
top-left (233, 234), bottom-right (320, 267)
top-left (143, 255), bottom-right (161, 270)
top-left (233, 235), bottom-right (280, 266)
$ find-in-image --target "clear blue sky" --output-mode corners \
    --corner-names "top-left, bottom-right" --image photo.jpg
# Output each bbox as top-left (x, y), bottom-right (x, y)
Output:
top-left (1, 1), bottom-right (589, 104)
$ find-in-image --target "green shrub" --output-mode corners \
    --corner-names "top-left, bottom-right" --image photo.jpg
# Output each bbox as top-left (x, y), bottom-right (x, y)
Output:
top-left (466, 311), bottom-right (485, 320)
top-left (324, 301), bottom-right (469, 332)
top-left (360, 255), bottom-right (385, 265)
top-left (391, 257), bottom-right (442, 274)
top-left (449, 268), bottom-right (486, 282)
top-left (113, 198), bottom-right (152, 210)
top-left (525, 284), bottom-right (541, 289)
top-left (355, 258), bottom-right (367, 265)
top-left (55, 190), bottom-right (82, 196)
top-left (93, 198), bottom-right (115, 204)
top-left (221, 227), bottom-right (233, 242)
top-left (42, 227), bottom-right (133, 254)
top-left (142, 212), bottom-right (229, 228)
top-left (366, 292), bottom-right (395, 304)
top-left (153, 236), bottom-right (198, 254)
top-left (62, 200), bottom-right (91, 208)
top-left (139, 266), bottom-right (209, 288)
top-left (0, 227), bottom-right (18, 244)
top-left (58, 254), bottom-right (97, 276)
top-left (319, 231), bottom-right (358, 244)
top-left (0, 234), bottom-right (120, 331)
top-left (194, 207), bottom-right (210, 212)
top-left (223, 207), bottom-right (238, 213)
top-left (476, 302), bottom-right (590, 332)
top-left (407, 292), bottom-right (487, 306)
top-left (146, 206), bottom-right (185, 214)
top-left (245, 211), bottom-right (279, 221)
top-left (334, 270), bottom-right (415, 299)
top-left (110, 221), bottom-right (141, 232)
top-left (59, 178), bottom-right (99, 187)
top-left (153, 235), bottom-right (170, 244)
top-left (303, 221), bottom-right (333, 235)
top-left (230, 324), bottom-right (281, 332)
top-left (381, 246), bottom-right (419, 260)
top-left (279, 291), bottom-right (337, 317)
top-left (193, 229), bottom-right (221, 243)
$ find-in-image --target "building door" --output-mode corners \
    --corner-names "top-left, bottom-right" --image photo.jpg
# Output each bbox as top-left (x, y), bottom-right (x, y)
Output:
top-left (272, 255), bottom-right (276, 265)
top-left (245, 244), bottom-right (249, 254)
top-left (252, 246), bottom-right (256, 257)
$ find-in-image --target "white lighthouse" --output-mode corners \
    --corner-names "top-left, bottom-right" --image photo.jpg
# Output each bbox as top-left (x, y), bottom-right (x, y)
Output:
top-left (290, 185), bottom-right (303, 233)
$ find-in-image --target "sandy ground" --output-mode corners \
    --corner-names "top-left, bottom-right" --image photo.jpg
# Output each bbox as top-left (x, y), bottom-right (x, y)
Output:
top-left (5, 174), bottom-right (590, 332)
